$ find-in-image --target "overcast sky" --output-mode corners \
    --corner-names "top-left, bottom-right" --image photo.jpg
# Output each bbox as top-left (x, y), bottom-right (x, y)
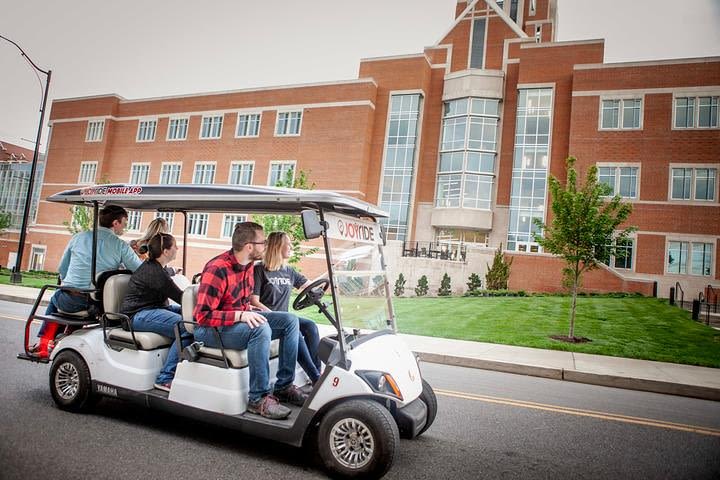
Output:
top-left (1, 0), bottom-right (718, 152)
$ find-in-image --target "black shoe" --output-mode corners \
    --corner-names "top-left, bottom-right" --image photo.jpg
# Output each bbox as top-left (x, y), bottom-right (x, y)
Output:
top-left (247, 395), bottom-right (291, 419)
top-left (274, 384), bottom-right (308, 407)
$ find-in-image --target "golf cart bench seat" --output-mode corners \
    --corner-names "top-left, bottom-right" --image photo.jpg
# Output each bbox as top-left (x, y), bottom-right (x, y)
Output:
top-left (181, 286), bottom-right (279, 368)
top-left (103, 274), bottom-right (173, 350)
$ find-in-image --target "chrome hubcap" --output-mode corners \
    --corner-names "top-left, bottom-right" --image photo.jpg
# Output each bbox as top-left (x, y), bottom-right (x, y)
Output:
top-left (55, 362), bottom-right (79, 400)
top-left (329, 418), bottom-right (374, 469)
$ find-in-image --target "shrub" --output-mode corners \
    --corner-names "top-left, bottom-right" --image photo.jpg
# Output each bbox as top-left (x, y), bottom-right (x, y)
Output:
top-left (394, 273), bottom-right (406, 297)
top-left (485, 244), bottom-right (513, 290)
top-left (466, 273), bottom-right (483, 294)
top-left (438, 273), bottom-right (452, 296)
top-left (415, 275), bottom-right (429, 297)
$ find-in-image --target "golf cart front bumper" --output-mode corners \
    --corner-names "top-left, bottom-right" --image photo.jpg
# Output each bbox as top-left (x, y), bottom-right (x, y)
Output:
top-left (394, 396), bottom-right (427, 438)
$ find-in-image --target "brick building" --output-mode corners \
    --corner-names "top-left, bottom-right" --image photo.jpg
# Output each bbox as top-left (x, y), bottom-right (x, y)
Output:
top-left (2, 0), bottom-right (717, 298)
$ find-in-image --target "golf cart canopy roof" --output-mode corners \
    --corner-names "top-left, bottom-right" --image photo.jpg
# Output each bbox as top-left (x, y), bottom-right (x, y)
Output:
top-left (47, 184), bottom-right (388, 219)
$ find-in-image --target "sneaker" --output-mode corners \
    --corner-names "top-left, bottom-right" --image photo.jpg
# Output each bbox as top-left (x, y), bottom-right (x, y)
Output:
top-left (274, 384), bottom-right (309, 407)
top-left (247, 395), bottom-right (291, 420)
top-left (299, 382), bottom-right (315, 395)
top-left (153, 382), bottom-right (172, 392)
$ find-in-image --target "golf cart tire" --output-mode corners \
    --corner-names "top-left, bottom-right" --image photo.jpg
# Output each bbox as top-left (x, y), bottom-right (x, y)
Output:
top-left (417, 379), bottom-right (437, 436)
top-left (49, 350), bottom-right (96, 413)
top-left (317, 399), bottom-right (399, 479)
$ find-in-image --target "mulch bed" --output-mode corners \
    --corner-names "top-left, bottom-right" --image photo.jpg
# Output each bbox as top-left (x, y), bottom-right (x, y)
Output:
top-left (550, 335), bottom-right (592, 344)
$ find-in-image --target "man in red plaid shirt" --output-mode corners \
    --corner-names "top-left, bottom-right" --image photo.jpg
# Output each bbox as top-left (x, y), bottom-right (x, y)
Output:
top-left (193, 222), bottom-right (307, 419)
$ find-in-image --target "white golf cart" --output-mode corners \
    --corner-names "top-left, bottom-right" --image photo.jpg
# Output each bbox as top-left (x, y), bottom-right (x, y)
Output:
top-left (19, 184), bottom-right (437, 479)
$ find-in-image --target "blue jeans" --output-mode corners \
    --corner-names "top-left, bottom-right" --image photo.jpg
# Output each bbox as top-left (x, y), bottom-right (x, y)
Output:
top-left (132, 305), bottom-right (191, 384)
top-left (38, 289), bottom-right (90, 337)
top-left (194, 311), bottom-right (299, 403)
top-left (298, 317), bottom-right (321, 382)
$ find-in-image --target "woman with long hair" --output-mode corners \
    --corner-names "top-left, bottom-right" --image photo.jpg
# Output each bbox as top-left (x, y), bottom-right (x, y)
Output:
top-left (120, 233), bottom-right (192, 391)
top-left (133, 217), bottom-right (170, 257)
top-left (251, 232), bottom-right (321, 384)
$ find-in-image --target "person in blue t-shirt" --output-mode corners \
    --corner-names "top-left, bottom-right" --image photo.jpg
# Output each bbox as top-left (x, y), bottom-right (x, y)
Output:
top-left (251, 232), bottom-right (321, 384)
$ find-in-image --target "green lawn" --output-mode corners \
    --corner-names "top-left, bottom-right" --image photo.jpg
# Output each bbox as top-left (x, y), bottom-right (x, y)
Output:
top-left (303, 296), bottom-right (720, 368)
top-left (0, 268), bottom-right (58, 289)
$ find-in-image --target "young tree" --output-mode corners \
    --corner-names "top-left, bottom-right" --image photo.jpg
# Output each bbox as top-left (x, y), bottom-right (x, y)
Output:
top-left (415, 275), bottom-right (429, 297)
top-left (394, 273), bottom-right (406, 297)
top-left (534, 156), bottom-right (635, 340)
top-left (0, 210), bottom-right (11, 236)
top-left (466, 273), bottom-right (483, 293)
top-left (438, 273), bottom-right (452, 296)
top-left (64, 205), bottom-right (92, 234)
top-left (254, 169), bottom-right (318, 265)
top-left (485, 244), bottom-right (512, 290)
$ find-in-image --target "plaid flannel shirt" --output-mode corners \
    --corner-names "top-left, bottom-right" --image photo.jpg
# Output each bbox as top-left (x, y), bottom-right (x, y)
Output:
top-left (194, 250), bottom-right (254, 327)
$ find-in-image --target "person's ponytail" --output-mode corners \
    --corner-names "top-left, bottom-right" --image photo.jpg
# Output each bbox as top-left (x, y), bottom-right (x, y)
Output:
top-left (147, 233), bottom-right (175, 260)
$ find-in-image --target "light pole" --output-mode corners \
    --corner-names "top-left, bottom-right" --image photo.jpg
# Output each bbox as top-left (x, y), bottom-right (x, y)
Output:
top-left (0, 35), bottom-right (52, 283)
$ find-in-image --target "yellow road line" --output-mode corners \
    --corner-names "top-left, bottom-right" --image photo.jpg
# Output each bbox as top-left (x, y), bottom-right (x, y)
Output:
top-left (2, 313), bottom-right (40, 324)
top-left (435, 388), bottom-right (720, 437)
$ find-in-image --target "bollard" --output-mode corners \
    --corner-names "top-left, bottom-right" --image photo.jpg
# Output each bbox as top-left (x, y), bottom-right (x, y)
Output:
top-left (691, 299), bottom-right (700, 320)
top-left (652, 281), bottom-right (658, 298)
top-left (669, 287), bottom-right (675, 306)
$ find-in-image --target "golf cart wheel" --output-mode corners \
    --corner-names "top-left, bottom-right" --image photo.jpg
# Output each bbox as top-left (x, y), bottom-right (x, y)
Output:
top-left (417, 379), bottom-right (437, 436)
top-left (318, 400), bottom-right (399, 479)
top-left (49, 350), bottom-right (96, 413)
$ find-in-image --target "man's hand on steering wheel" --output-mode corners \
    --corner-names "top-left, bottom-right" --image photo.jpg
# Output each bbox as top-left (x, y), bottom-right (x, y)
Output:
top-left (293, 278), bottom-right (330, 311)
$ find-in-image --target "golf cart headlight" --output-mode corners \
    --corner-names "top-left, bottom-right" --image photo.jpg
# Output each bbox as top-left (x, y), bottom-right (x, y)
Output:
top-left (356, 370), bottom-right (403, 400)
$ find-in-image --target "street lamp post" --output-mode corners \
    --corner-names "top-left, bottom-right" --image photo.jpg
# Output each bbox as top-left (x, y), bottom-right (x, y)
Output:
top-left (0, 35), bottom-right (52, 283)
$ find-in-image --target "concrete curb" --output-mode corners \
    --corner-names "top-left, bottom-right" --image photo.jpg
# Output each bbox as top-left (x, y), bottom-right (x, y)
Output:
top-left (0, 294), bottom-right (49, 307)
top-left (417, 351), bottom-right (720, 402)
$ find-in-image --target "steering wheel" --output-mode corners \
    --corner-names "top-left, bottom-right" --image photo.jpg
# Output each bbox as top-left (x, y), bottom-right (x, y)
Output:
top-left (293, 278), bottom-right (330, 311)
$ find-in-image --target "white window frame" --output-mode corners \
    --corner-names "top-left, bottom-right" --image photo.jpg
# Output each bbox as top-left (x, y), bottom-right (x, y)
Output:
top-left (267, 161), bottom-right (296, 186)
top-left (603, 235), bottom-right (635, 271)
top-left (529, 0), bottom-right (537, 16)
top-left (598, 96), bottom-right (643, 130)
top-left (166, 117), bottom-right (189, 141)
top-left (668, 163), bottom-right (719, 203)
top-left (126, 210), bottom-right (143, 232)
top-left (274, 111), bottom-right (303, 137)
top-left (78, 161), bottom-right (98, 184)
top-left (596, 162), bottom-right (641, 200)
top-left (672, 93), bottom-right (720, 130)
top-left (235, 112), bottom-right (262, 138)
top-left (228, 161), bottom-right (255, 185)
top-left (187, 212), bottom-right (209, 237)
top-left (85, 120), bottom-right (105, 142)
top-left (136, 118), bottom-right (158, 142)
top-left (159, 162), bottom-right (182, 184)
top-left (193, 161), bottom-right (217, 185)
top-left (221, 214), bottom-right (248, 238)
top-left (199, 114), bottom-right (224, 139)
top-left (129, 162), bottom-right (151, 184)
top-left (155, 211), bottom-right (175, 231)
top-left (29, 244), bottom-right (47, 271)
top-left (665, 238), bottom-right (716, 277)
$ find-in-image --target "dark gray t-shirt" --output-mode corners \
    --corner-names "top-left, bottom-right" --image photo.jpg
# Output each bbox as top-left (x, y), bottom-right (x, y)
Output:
top-left (253, 263), bottom-right (307, 312)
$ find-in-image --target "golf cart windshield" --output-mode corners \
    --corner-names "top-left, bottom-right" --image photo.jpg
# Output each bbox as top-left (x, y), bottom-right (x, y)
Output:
top-left (323, 213), bottom-right (393, 332)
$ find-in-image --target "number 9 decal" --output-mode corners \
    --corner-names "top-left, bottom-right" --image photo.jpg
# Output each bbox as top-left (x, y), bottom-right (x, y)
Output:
top-left (332, 377), bottom-right (340, 387)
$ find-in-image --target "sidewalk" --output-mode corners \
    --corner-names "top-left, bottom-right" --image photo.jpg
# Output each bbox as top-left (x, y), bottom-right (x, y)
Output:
top-left (2, 283), bottom-right (718, 401)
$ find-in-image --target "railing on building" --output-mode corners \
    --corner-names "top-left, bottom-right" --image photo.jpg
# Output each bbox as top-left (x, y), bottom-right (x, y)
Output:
top-left (707, 284), bottom-right (718, 314)
top-left (669, 281), bottom-right (685, 310)
top-left (401, 241), bottom-right (467, 263)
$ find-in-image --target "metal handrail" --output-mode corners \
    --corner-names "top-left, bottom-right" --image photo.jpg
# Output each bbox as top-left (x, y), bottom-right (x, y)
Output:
top-left (708, 284), bottom-right (718, 313)
top-left (675, 282), bottom-right (684, 310)
top-left (401, 241), bottom-right (468, 262)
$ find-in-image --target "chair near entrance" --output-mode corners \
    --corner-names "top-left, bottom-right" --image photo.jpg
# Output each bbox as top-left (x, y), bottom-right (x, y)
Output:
top-left (401, 241), bottom-right (467, 262)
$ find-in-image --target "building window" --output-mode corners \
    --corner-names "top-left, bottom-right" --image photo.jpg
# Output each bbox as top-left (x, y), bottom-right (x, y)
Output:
top-left (509, 0), bottom-right (519, 22)
top-left (671, 167), bottom-right (716, 201)
top-left (534, 24), bottom-right (542, 42)
top-left (529, 0), bottom-right (536, 16)
top-left (379, 93), bottom-right (422, 241)
top-left (193, 163), bottom-right (216, 184)
top-left (159, 163), bottom-right (182, 184)
top-left (29, 245), bottom-right (46, 271)
top-left (229, 162), bottom-right (254, 185)
top-left (136, 119), bottom-right (157, 142)
top-left (268, 161), bottom-right (295, 186)
top-left (221, 214), bottom-right (247, 238)
top-left (188, 213), bottom-right (209, 236)
top-left (275, 111), bottom-right (302, 136)
top-left (598, 165), bottom-right (639, 198)
top-left (469, 18), bottom-right (486, 69)
top-left (601, 99), bottom-right (641, 129)
top-left (78, 162), bottom-right (98, 184)
top-left (602, 238), bottom-right (634, 270)
top-left (435, 228), bottom-right (488, 245)
top-left (675, 96), bottom-right (719, 129)
top-left (126, 210), bottom-right (142, 232)
top-left (155, 211), bottom-right (174, 231)
top-left (85, 120), bottom-right (104, 142)
top-left (129, 163), bottom-right (150, 184)
top-left (200, 115), bottom-right (223, 139)
top-left (236, 113), bottom-right (261, 137)
top-left (167, 118), bottom-right (188, 141)
top-left (436, 98), bottom-right (499, 211)
top-left (668, 241), bottom-right (713, 276)
top-left (507, 88), bottom-right (553, 252)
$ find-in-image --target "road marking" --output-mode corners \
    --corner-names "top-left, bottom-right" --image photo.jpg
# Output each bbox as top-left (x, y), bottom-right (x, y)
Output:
top-left (435, 388), bottom-right (720, 437)
top-left (2, 313), bottom-right (40, 324)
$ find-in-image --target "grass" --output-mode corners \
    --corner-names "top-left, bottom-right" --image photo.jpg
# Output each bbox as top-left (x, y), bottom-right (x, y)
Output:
top-left (303, 296), bottom-right (720, 368)
top-left (0, 268), bottom-right (58, 288)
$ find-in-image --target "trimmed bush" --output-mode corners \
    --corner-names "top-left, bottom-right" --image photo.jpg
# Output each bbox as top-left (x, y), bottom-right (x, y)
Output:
top-left (415, 275), bottom-right (429, 297)
top-left (438, 273), bottom-right (452, 296)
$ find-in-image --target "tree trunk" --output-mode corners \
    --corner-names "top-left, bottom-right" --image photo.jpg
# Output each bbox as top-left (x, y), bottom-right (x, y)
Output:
top-left (568, 268), bottom-right (579, 339)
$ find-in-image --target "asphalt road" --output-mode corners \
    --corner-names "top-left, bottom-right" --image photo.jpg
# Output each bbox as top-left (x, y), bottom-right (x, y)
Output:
top-left (1, 299), bottom-right (719, 479)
